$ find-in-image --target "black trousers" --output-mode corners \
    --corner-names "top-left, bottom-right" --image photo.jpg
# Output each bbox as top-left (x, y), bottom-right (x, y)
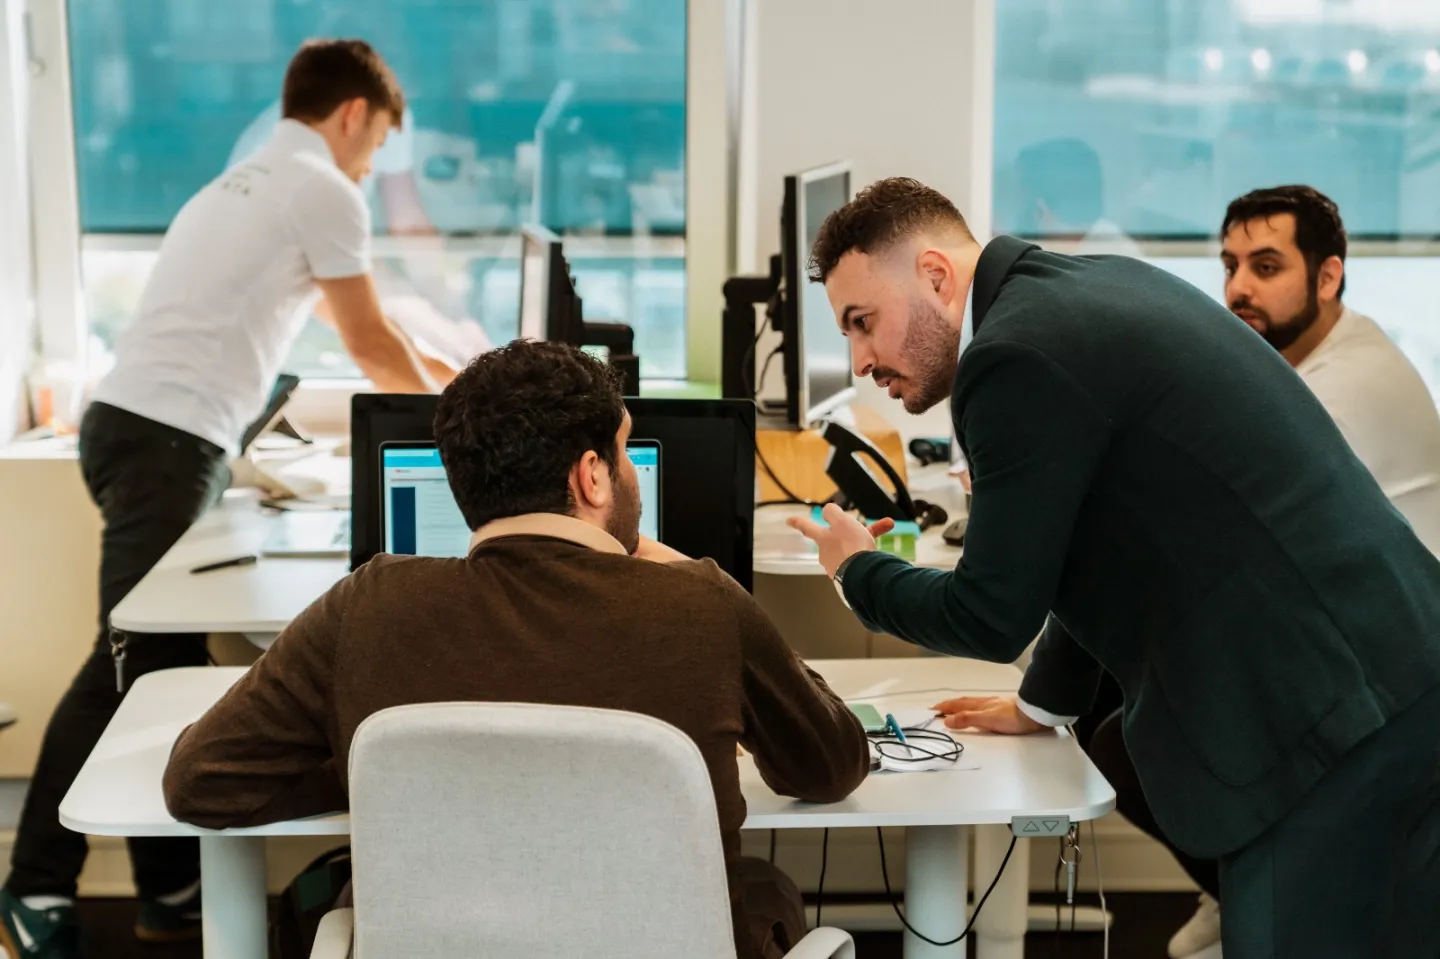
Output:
top-left (1218, 682), bottom-right (1440, 958)
top-left (1085, 707), bottom-right (1221, 898)
top-left (5, 403), bottom-right (229, 900)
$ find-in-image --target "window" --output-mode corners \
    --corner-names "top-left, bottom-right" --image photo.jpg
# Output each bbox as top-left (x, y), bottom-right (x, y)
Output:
top-left (994, 1), bottom-right (1440, 239)
top-left (996, 1), bottom-right (1440, 398)
top-left (67, 0), bottom-right (689, 378)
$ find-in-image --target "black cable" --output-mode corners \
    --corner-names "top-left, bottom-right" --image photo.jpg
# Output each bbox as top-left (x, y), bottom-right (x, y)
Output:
top-left (1053, 838), bottom-right (1064, 957)
top-left (875, 828), bottom-right (1017, 947)
top-left (745, 400), bottom-right (825, 509)
top-left (869, 728), bottom-right (964, 765)
top-left (756, 343), bottom-right (783, 398)
top-left (768, 829), bottom-right (777, 864)
top-left (740, 317), bottom-right (767, 399)
top-left (815, 828), bottom-right (830, 928)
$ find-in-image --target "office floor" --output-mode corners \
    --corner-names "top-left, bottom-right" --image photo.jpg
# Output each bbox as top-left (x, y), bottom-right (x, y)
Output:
top-left (76, 892), bottom-right (1197, 958)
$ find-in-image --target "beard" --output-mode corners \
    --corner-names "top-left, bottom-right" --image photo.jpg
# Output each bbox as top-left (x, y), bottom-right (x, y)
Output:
top-left (893, 297), bottom-right (963, 414)
top-left (1232, 279), bottom-right (1320, 353)
top-left (605, 465), bottom-right (643, 555)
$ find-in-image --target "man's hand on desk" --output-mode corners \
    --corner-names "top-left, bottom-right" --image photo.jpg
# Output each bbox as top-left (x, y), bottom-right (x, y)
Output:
top-left (633, 535), bottom-right (690, 563)
top-left (786, 503), bottom-right (897, 578)
top-left (932, 696), bottom-right (1046, 735)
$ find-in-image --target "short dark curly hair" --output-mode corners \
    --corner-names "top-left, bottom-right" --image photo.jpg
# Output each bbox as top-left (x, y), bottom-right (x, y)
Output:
top-left (1222, 185), bottom-right (1348, 298)
top-left (434, 341), bottom-right (627, 530)
top-left (808, 177), bottom-right (973, 284)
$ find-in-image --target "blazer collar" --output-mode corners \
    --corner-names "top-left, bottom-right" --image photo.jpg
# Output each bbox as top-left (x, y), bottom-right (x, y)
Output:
top-left (971, 236), bottom-right (1038, 335)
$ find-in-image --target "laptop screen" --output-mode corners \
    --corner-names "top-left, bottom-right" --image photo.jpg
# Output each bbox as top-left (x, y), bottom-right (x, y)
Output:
top-left (381, 443), bottom-right (662, 557)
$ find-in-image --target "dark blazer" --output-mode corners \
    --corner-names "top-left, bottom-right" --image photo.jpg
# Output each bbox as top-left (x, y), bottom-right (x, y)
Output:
top-left (839, 236), bottom-right (1440, 858)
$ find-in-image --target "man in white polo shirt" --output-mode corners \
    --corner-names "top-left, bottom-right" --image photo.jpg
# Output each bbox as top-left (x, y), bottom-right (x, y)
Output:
top-left (0, 39), bottom-right (435, 959)
top-left (932, 186), bottom-right (1440, 959)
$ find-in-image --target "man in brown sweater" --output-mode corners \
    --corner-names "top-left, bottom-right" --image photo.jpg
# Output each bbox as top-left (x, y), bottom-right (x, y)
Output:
top-left (161, 340), bottom-right (871, 958)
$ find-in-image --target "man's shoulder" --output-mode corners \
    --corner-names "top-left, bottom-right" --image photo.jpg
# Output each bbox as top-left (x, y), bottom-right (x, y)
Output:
top-left (279, 153), bottom-right (367, 209)
top-left (1302, 312), bottom-right (1426, 391)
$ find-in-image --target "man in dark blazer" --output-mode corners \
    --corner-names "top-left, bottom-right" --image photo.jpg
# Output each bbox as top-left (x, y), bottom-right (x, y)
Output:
top-left (790, 177), bottom-right (1440, 958)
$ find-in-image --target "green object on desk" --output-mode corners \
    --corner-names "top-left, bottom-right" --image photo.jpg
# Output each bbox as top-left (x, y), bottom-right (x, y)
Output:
top-left (809, 507), bottom-right (920, 560)
top-left (876, 523), bottom-right (919, 560)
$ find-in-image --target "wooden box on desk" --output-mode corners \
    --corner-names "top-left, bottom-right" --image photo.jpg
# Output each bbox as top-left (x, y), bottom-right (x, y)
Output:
top-left (755, 405), bottom-right (908, 504)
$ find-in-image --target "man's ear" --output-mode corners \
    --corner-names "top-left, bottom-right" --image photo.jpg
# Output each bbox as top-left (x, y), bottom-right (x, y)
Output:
top-left (570, 451), bottom-right (611, 511)
top-left (341, 97), bottom-right (369, 135)
top-left (917, 249), bottom-right (957, 306)
top-left (1316, 255), bottom-right (1344, 303)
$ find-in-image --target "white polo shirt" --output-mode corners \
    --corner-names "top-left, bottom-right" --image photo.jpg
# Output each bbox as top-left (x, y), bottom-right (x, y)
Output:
top-left (92, 120), bottom-right (371, 454)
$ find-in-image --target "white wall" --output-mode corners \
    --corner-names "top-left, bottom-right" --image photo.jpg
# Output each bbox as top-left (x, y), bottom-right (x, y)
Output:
top-left (737, 0), bottom-right (994, 441)
top-left (0, 0), bottom-right (34, 444)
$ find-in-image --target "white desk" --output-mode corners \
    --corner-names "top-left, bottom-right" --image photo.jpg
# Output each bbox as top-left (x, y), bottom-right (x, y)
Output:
top-left (111, 499), bottom-right (963, 646)
top-left (109, 500), bottom-right (348, 645)
top-left (59, 660), bottom-right (1112, 959)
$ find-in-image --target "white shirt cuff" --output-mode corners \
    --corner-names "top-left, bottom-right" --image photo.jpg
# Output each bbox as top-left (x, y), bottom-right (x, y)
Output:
top-left (1016, 697), bottom-right (1079, 728)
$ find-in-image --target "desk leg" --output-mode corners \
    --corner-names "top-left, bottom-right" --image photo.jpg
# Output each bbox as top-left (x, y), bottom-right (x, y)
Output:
top-left (904, 824), bottom-right (969, 959)
top-left (200, 835), bottom-right (268, 959)
top-left (970, 825), bottom-right (1027, 959)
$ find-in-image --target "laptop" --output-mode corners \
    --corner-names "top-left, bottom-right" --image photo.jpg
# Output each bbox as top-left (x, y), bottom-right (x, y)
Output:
top-left (262, 440), bottom-right (661, 559)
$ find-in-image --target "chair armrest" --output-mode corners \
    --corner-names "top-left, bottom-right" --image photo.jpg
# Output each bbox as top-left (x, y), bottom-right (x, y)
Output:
top-left (309, 908), bottom-right (354, 959)
top-left (786, 927), bottom-right (855, 959)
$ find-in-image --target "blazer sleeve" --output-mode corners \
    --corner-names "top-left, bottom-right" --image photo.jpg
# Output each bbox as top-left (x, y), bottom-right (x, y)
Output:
top-left (840, 341), bottom-right (1111, 662)
top-left (1016, 616), bottom-right (1106, 723)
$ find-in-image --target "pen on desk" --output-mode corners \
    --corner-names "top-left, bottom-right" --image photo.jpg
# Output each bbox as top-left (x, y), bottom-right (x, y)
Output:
top-left (885, 713), bottom-right (908, 744)
top-left (190, 555), bottom-right (258, 575)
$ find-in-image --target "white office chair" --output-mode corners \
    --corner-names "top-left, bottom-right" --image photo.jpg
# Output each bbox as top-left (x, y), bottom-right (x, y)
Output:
top-left (310, 702), bottom-right (855, 959)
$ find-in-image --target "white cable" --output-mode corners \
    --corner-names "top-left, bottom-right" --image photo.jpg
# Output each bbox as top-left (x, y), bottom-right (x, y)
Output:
top-left (1090, 818), bottom-right (1108, 959)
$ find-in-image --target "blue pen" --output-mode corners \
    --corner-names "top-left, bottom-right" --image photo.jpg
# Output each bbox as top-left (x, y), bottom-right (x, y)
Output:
top-left (885, 713), bottom-right (908, 744)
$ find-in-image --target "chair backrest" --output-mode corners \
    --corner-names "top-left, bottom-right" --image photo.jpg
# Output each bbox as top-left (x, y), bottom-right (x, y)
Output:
top-left (347, 702), bottom-right (738, 959)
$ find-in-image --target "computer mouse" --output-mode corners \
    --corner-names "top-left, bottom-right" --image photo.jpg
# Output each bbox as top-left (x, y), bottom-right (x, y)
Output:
top-left (942, 516), bottom-right (967, 547)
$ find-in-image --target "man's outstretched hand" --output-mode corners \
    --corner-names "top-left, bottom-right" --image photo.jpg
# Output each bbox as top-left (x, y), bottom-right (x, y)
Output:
top-left (786, 503), bottom-right (896, 578)
top-left (932, 696), bottom-right (1046, 735)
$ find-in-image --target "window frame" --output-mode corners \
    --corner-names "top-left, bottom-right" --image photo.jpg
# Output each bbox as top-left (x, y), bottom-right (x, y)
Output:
top-left (30, 0), bottom-right (732, 394)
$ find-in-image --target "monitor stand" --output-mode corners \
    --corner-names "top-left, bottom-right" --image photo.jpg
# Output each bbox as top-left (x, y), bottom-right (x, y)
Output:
top-left (755, 399), bottom-right (795, 432)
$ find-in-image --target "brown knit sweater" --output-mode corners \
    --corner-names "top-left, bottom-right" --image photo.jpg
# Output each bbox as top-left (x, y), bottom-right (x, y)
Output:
top-left (163, 513), bottom-right (870, 958)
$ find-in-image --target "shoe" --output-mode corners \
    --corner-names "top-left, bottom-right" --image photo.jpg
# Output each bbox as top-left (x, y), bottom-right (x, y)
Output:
top-left (1168, 892), bottom-right (1221, 958)
top-left (0, 890), bottom-right (81, 959)
top-left (133, 885), bottom-right (200, 944)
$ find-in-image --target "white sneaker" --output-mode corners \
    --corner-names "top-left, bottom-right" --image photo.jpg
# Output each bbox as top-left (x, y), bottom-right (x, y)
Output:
top-left (1168, 893), bottom-right (1221, 958)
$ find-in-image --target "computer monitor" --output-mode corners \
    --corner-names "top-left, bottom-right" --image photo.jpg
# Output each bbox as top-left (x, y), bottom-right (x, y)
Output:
top-left (371, 438), bottom-right (662, 559)
top-left (379, 442), bottom-right (472, 557)
top-left (517, 224), bottom-right (639, 394)
top-left (782, 162), bottom-right (856, 427)
top-left (518, 225), bottom-right (575, 342)
top-left (625, 398), bottom-right (755, 590)
top-left (350, 395), bottom-right (750, 586)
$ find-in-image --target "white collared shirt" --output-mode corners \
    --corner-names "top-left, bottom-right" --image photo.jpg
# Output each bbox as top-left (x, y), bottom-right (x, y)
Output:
top-left (92, 119), bottom-right (372, 454)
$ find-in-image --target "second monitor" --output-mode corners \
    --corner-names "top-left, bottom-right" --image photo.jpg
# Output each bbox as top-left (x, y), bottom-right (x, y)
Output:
top-left (518, 225), bottom-right (642, 395)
